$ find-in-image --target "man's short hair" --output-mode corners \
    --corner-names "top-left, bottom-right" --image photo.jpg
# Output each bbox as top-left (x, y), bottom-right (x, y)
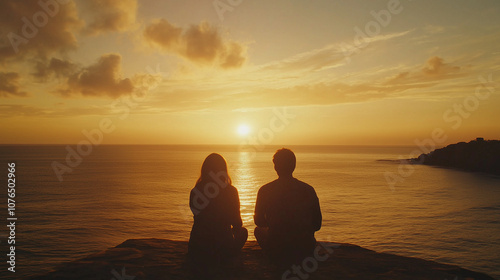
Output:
top-left (273, 148), bottom-right (296, 175)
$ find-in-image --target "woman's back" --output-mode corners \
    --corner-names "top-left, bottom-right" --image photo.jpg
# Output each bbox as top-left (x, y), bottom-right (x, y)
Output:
top-left (189, 182), bottom-right (241, 242)
top-left (187, 153), bottom-right (248, 276)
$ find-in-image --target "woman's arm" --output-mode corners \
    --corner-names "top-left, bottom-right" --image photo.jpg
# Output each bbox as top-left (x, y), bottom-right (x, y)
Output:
top-left (231, 187), bottom-right (243, 228)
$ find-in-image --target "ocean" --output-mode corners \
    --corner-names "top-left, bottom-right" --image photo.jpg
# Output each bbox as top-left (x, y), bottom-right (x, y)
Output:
top-left (1, 145), bottom-right (499, 279)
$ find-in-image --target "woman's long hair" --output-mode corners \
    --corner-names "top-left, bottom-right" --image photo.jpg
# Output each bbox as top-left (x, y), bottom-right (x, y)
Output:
top-left (195, 153), bottom-right (232, 187)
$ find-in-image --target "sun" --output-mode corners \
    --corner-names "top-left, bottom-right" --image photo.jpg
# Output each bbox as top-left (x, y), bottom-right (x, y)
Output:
top-left (237, 124), bottom-right (251, 136)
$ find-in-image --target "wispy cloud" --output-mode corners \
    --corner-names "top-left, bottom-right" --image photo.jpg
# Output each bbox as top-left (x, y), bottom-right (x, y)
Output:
top-left (261, 45), bottom-right (345, 73)
top-left (261, 30), bottom-right (413, 75)
top-left (0, 103), bottom-right (115, 118)
top-left (423, 25), bottom-right (446, 34)
top-left (385, 56), bottom-right (465, 87)
top-left (147, 55), bottom-right (472, 113)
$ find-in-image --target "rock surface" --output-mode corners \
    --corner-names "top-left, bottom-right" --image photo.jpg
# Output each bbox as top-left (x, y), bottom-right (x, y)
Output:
top-left (414, 138), bottom-right (500, 176)
top-left (30, 238), bottom-right (496, 280)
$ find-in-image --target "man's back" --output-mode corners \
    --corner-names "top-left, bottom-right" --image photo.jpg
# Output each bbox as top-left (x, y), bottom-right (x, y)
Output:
top-left (253, 148), bottom-right (322, 264)
top-left (255, 177), bottom-right (321, 236)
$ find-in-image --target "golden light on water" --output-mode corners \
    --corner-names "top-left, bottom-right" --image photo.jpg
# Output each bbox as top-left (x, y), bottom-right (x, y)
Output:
top-left (232, 152), bottom-right (259, 239)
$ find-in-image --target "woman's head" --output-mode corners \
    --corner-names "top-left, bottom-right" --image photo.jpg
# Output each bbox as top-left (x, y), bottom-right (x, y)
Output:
top-left (197, 153), bottom-right (231, 186)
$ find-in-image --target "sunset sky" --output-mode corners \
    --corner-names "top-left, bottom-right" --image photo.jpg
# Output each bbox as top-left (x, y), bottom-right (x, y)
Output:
top-left (1, 0), bottom-right (499, 145)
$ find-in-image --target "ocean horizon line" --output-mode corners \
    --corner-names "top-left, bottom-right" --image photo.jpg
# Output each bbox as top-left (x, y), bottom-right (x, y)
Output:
top-left (0, 143), bottom-right (433, 148)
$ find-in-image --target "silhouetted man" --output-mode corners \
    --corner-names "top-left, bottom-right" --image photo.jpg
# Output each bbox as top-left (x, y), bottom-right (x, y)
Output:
top-left (254, 148), bottom-right (322, 265)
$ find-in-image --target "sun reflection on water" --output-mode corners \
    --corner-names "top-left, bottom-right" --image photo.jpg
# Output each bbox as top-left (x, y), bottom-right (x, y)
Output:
top-left (231, 152), bottom-right (259, 239)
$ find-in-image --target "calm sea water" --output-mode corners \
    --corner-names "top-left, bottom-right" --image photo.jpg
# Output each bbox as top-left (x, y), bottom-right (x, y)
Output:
top-left (0, 145), bottom-right (499, 279)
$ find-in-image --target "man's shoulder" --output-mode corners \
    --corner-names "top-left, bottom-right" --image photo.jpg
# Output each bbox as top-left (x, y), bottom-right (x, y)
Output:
top-left (259, 179), bottom-right (279, 191)
top-left (294, 178), bottom-right (313, 187)
top-left (258, 179), bottom-right (285, 196)
top-left (293, 178), bottom-right (317, 193)
top-left (258, 178), bottom-right (316, 192)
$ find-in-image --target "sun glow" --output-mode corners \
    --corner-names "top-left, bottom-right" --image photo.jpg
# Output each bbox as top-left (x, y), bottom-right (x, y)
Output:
top-left (237, 124), bottom-right (251, 136)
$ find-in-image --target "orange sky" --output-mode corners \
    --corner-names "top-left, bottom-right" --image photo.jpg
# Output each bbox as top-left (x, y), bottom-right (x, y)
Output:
top-left (1, 0), bottom-right (499, 145)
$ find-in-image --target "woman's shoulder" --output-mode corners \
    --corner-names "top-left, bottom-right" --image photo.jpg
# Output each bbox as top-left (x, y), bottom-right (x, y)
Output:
top-left (226, 184), bottom-right (238, 193)
top-left (218, 184), bottom-right (238, 199)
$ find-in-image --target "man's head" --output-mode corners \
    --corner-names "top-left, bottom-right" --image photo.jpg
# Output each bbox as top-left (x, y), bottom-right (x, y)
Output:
top-left (273, 148), bottom-right (296, 177)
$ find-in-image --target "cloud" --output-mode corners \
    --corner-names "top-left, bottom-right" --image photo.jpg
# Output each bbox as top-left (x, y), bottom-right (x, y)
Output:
top-left (28, 53), bottom-right (162, 99)
top-left (148, 81), bottom-right (393, 113)
top-left (0, 72), bottom-right (28, 97)
top-left (54, 53), bottom-right (163, 99)
top-left (143, 19), bottom-right (247, 69)
top-left (0, 104), bottom-right (48, 117)
top-left (232, 83), bottom-right (383, 108)
top-left (183, 22), bottom-right (224, 63)
top-left (370, 29), bottom-right (414, 42)
top-left (261, 45), bottom-right (345, 73)
top-left (149, 56), bottom-right (472, 112)
top-left (338, 30), bottom-right (413, 58)
top-left (59, 53), bottom-right (134, 98)
top-left (423, 25), bottom-right (446, 34)
top-left (0, 0), bottom-right (82, 62)
top-left (260, 30), bottom-right (413, 75)
top-left (143, 19), bottom-right (182, 49)
top-left (33, 57), bottom-right (78, 81)
top-left (80, 0), bottom-right (137, 35)
top-left (386, 56), bottom-right (464, 86)
top-left (0, 103), bottom-right (116, 118)
top-left (422, 56), bottom-right (460, 76)
top-left (220, 41), bottom-right (246, 69)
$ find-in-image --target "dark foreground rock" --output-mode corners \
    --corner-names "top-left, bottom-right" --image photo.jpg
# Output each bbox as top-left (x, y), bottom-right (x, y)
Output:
top-left (30, 238), bottom-right (495, 280)
top-left (414, 138), bottom-right (500, 176)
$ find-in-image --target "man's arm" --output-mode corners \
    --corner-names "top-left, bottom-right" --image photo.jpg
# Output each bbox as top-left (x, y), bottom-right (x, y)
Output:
top-left (254, 188), bottom-right (268, 227)
top-left (311, 190), bottom-right (322, 232)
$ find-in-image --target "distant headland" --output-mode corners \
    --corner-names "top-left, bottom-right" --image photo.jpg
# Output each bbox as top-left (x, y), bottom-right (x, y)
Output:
top-left (412, 138), bottom-right (500, 176)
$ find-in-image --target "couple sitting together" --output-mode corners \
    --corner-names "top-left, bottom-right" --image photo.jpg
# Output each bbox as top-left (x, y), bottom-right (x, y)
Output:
top-left (188, 148), bottom-right (322, 275)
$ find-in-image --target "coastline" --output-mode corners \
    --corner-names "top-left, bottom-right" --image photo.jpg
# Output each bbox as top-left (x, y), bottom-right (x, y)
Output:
top-left (30, 238), bottom-right (496, 280)
top-left (413, 139), bottom-right (500, 176)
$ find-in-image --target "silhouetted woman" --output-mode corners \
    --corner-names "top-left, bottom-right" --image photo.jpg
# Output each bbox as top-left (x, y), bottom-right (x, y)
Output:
top-left (188, 153), bottom-right (248, 276)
